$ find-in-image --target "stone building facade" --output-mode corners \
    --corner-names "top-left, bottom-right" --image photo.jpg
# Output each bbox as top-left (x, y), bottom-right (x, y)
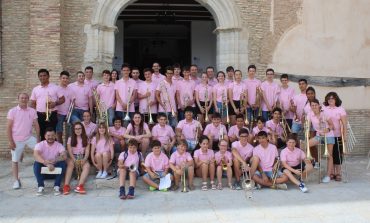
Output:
top-left (0, 0), bottom-right (369, 157)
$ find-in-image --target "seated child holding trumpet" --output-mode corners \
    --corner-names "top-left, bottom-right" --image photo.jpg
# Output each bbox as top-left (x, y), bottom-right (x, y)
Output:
top-left (215, 139), bottom-right (233, 190)
top-left (118, 139), bottom-right (144, 199)
top-left (142, 140), bottom-right (172, 192)
top-left (169, 140), bottom-right (195, 191)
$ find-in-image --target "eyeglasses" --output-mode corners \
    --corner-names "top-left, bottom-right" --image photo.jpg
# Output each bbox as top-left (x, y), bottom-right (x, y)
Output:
top-left (240, 135), bottom-right (248, 138)
top-left (74, 128), bottom-right (82, 130)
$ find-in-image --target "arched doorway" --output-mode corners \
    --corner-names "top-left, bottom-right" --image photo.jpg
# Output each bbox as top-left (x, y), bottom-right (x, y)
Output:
top-left (84, 0), bottom-right (248, 72)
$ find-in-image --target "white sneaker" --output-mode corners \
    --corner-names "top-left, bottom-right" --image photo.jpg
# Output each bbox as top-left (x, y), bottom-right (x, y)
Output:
top-left (36, 187), bottom-right (45, 196)
top-left (13, 180), bottom-right (21, 189)
top-left (100, 171), bottom-right (108, 179)
top-left (322, 176), bottom-right (331, 183)
top-left (96, 170), bottom-right (102, 179)
top-left (54, 186), bottom-right (61, 196)
top-left (299, 183), bottom-right (308, 193)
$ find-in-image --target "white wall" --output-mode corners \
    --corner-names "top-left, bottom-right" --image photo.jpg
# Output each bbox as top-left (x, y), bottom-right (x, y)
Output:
top-left (113, 20), bottom-right (124, 71)
top-left (191, 21), bottom-right (217, 73)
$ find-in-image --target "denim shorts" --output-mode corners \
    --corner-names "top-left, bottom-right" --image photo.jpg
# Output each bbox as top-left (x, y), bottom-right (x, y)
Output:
top-left (143, 171), bottom-right (166, 181)
top-left (255, 170), bottom-right (283, 178)
top-left (56, 114), bottom-right (66, 133)
top-left (291, 122), bottom-right (302, 134)
top-left (314, 136), bottom-right (335, 145)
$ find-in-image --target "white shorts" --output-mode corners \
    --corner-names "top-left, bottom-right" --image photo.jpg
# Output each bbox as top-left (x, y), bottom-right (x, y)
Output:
top-left (11, 136), bottom-right (37, 162)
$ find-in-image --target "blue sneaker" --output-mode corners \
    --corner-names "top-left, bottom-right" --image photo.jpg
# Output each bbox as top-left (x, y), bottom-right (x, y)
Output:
top-left (127, 186), bottom-right (135, 199)
top-left (119, 186), bottom-right (126, 199)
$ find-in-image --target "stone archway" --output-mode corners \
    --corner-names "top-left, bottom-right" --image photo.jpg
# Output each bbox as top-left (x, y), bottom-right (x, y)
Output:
top-left (83, 0), bottom-right (248, 72)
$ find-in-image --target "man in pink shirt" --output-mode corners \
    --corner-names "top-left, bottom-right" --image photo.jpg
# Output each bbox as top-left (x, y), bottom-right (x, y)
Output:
top-left (225, 66), bottom-right (235, 85)
top-left (176, 66), bottom-right (196, 120)
top-left (250, 131), bottom-right (288, 189)
top-left (56, 71), bottom-right (74, 143)
top-left (7, 93), bottom-right (40, 189)
top-left (203, 113), bottom-right (228, 150)
top-left (206, 66), bottom-right (217, 86)
top-left (138, 68), bottom-right (158, 123)
top-left (131, 67), bottom-right (143, 112)
top-left (68, 71), bottom-right (93, 124)
top-left (260, 68), bottom-right (280, 121)
top-left (290, 79), bottom-right (308, 134)
top-left (176, 106), bottom-right (202, 151)
top-left (190, 64), bottom-right (201, 85)
top-left (244, 65), bottom-right (261, 124)
top-left (278, 74), bottom-right (295, 129)
top-left (172, 63), bottom-right (183, 85)
top-left (152, 114), bottom-right (176, 155)
top-left (156, 66), bottom-right (178, 129)
top-left (266, 108), bottom-right (286, 149)
top-left (151, 62), bottom-right (165, 88)
top-left (97, 70), bottom-right (116, 126)
top-left (33, 128), bottom-right (67, 196)
top-left (30, 69), bottom-right (65, 140)
top-left (115, 63), bottom-right (138, 124)
top-left (84, 66), bottom-right (99, 91)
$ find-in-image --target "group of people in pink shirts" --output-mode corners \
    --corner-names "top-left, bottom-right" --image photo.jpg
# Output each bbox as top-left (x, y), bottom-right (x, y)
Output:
top-left (6, 62), bottom-right (348, 198)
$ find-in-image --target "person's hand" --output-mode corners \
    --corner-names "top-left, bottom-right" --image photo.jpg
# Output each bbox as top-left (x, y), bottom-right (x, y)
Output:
top-left (175, 168), bottom-right (182, 176)
top-left (149, 171), bottom-right (159, 179)
top-left (47, 164), bottom-right (55, 171)
top-left (9, 141), bottom-right (16, 150)
top-left (294, 169), bottom-right (302, 176)
top-left (48, 101), bottom-right (57, 109)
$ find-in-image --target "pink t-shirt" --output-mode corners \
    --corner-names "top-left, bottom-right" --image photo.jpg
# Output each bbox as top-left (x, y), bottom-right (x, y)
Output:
top-left (114, 78), bottom-right (137, 112)
top-left (231, 141), bottom-right (254, 161)
top-left (190, 76), bottom-right (201, 85)
top-left (225, 79), bottom-right (234, 86)
top-left (203, 123), bottom-right (227, 140)
top-left (260, 81), bottom-right (280, 111)
top-left (126, 123), bottom-right (150, 136)
top-left (84, 79), bottom-right (99, 91)
top-left (67, 137), bottom-right (85, 155)
top-left (144, 152), bottom-right (169, 171)
top-left (91, 136), bottom-right (113, 153)
top-left (152, 124), bottom-right (175, 145)
top-left (322, 106), bottom-right (347, 137)
top-left (280, 147), bottom-right (305, 167)
top-left (195, 83), bottom-right (213, 102)
top-left (172, 75), bottom-right (183, 86)
top-left (215, 150), bottom-right (233, 165)
top-left (279, 86), bottom-right (295, 119)
top-left (68, 82), bottom-right (92, 110)
top-left (108, 126), bottom-right (126, 143)
top-left (307, 112), bottom-right (334, 137)
top-left (244, 78), bottom-right (261, 105)
top-left (228, 81), bottom-right (247, 101)
top-left (156, 79), bottom-right (177, 113)
top-left (176, 119), bottom-right (201, 140)
top-left (169, 151), bottom-right (193, 167)
top-left (56, 85), bottom-right (74, 115)
top-left (252, 126), bottom-right (270, 136)
top-left (253, 143), bottom-right (278, 171)
top-left (194, 149), bottom-right (215, 162)
top-left (118, 151), bottom-right (141, 168)
top-left (213, 83), bottom-right (228, 102)
top-left (228, 125), bottom-right (248, 140)
top-left (83, 122), bottom-right (97, 139)
top-left (292, 93), bottom-right (308, 123)
top-left (7, 106), bottom-right (37, 142)
top-left (176, 79), bottom-right (196, 108)
top-left (138, 81), bottom-right (158, 114)
top-left (303, 102), bottom-right (312, 117)
top-left (152, 73), bottom-right (166, 88)
top-left (97, 82), bottom-right (115, 108)
top-left (34, 141), bottom-right (65, 161)
top-left (208, 78), bottom-right (218, 87)
top-left (266, 120), bottom-right (283, 138)
top-left (30, 83), bottom-right (61, 112)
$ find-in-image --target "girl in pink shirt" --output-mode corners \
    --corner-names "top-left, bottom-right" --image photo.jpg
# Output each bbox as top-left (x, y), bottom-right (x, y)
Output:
top-left (91, 123), bottom-right (114, 179)
top-left (194, 136), bottom-right (216, 191)
top-left (124, 112), bottom-right (151, 156)
top-left (323, 92), bottom-right (347, 181)
top-left (110, 69), bottom-right (119, 83)
top-left (228, 70), bottom-right (248, 126)
top-left (195, 72), bottom-right (213, 126)
top-left (212, 71), bottom-right (229, 125)
top-left (169, 140), bottom-right (195, 191)
top-left (281, 137), bottom-right (313, 193)
top-left (215, 139), bottom-right (233, 190)
top-left (63, 122), bottom-right (91, 195)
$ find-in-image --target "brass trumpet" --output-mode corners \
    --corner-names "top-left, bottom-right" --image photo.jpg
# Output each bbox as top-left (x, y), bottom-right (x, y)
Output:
top-left (204, 87), bottom-right (209, 122)
top-left (241, 165), bottom-right (255, 191)
top-left (45, 95), bottom-right (50, 122)
top-left (271, 157), bottom-right (280, 189)
top-left (222, 90), bottom-right (230, 124)
top-left (146, 88), bottom-right (154, 124)
top-left (181, 164), bottom-right (188, 193)
top-left (305, 117), bottom-right (313, 160)
top-left (221, 157), bottom-right (228, 171)
top-left (240, 91), bottom-right (249, 125)
top-left (74, 154), bottom-right (83, 180)
top-left (129, 164), bottom-right (137, 172)
top-left (124, 87), bottom-right (132, 121)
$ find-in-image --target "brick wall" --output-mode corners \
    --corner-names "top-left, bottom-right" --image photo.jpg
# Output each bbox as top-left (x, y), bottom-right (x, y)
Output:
top-left (347, 110), bottom-right (370, 155)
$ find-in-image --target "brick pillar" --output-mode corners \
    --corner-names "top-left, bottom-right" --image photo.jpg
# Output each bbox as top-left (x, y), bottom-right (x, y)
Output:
top-left (28, 0), bottom-right (63, 87)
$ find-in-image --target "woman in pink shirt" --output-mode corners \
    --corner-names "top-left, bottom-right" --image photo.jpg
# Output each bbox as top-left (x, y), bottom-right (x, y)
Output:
top-left (63, 122), bottom-right (91, 195)
top-left (228, 70), bottom-right (248, 126)
top-left (194, 135), bottom-right (216, 191)
top-left (212, 71), bottom-right (229, 125)
top-left (215, 139), bottom-right (233, 190)
top-left (195, 72), bottom-right (213, 126)
top-left (323, 92), bottom-right (347, 181)
top-left (307, 99), bottom-right (335, 183)
top-left (169, 140), bottom-right (195, 191)
top-left (110, 69), bottom-right (119, 83)
top-left (281, 137), bottom-right (313, 193)
top-left (91, 123), bottom-right (114, 179)
top-left (124, 112), bottom-right (152, 156)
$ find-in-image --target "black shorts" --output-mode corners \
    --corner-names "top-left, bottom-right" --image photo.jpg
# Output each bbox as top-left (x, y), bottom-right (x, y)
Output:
top-left (195, 101), bottom-right (213, 116)
top-left (333, 137), bottom-right (344, 165)
top-left (228, 100), bottom-right (241, 116)
top-left (282, 162), bottom-right (306, 172)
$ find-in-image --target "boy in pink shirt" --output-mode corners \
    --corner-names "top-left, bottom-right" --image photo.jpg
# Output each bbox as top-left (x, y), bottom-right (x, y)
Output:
top-left (228, 114), bottom-right (249, 143)
top-left (260, 68), bottom-right (280, 121)
top-left (250, 131), bottom-right (288, 189)
top-left (84, 66), bottom-right (99, 91)
top-left (137, 68), bottom-right (158, 124)
top-left (203, 113), bottom-right (228, 150)
top-left (215, 139), bottom-right (233, 190)
top-left (231, 128), bottom-right (254, 190)
top-left (278, 74), bottom-right (295, 129)
top-left (151, 62), bottom-right (166, 87)
top-left (228, 70), bottom-right (247, 126)
top-left (169, 140), bottom-right (195, 191)
top-left (194, 136), bottom-right (216, 190)
top-left (206, 66), bottom-right (217, 86)
top-left (152, 114), bottom-right (176, 156)
top-left (33, 128), bottom-right (67, 196)
top-left (118, 139), bottom-right (144, 199)
top-left (225, 66), bottom-right (235, 85)
top-left (281, 137), bottom-right (313, 193)
top-left (143, 140), bottom-right (171, 191)
top-left (82, 111), bottom-right (97, 139)
top-left (97, 70), bottom-right (116, 126)
top-left (265, 108), bottom-right (286, 149)
top-left (290, 79), bottom-right (308, 134)
top-left (244, 65), bottom-right (261, 124)
top-left (176, 66), bottom-right (196, 120)
top-left (172, 63), bottom-right (183, 85)
top-left (251, 116), bottom-right (270, 146)
top-left (7, 93), bottom-right (40, 189)
top-left (176, 106), bottom-right (202, 151)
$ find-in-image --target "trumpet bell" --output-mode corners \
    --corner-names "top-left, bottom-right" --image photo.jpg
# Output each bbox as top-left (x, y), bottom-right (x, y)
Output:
top-left (243, 179), bottom-right (255, 190)
top-left (124, 114), bottom-right (131, 121)
top-left (129, 164), bottom-right (137, 172)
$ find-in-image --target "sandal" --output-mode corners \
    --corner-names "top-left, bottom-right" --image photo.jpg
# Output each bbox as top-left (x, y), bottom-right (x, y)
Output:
top-left (217, 183), bottom-right (223, 190)
top-left (211, 181), bottom-right (217, 190)
top-left (201, 182), bottom-right (208, 191)
top-left (335, 174), bottom-right (342, 182)
top-left (228, 183), bottom-right (235, 190)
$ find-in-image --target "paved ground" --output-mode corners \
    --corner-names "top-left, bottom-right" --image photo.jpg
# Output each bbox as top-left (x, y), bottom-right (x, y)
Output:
top-left (1, 155), bottom-right (370, 223)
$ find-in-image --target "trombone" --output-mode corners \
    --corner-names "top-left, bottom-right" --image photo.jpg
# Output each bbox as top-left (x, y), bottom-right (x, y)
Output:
top-left (319, 116), bottom-right (329, 157)
top-left (161, 83), bottom-right (176, 118)
top-left (204, 87), bottom-right (209, 122)
top-left (66, 99), bottom-right (75, 124)
top-left (222, 90), bottom-right (230, 125)
top-left (240, 91), bottom-right (249, 125)
top-left (181, 163), bottom-right (188, 193)
top-left (45, 95), bottom-right (51, 122)
top-left (124, 87), bottom-right (132, 121)
top-left (304, 117), bottom-right (313, 160)
top-left (146, 88), bottom-right (154, 124)
top-left (271, 157), bottom-right (280, 189)
top-left (241, 164), bottom-right (255, 199)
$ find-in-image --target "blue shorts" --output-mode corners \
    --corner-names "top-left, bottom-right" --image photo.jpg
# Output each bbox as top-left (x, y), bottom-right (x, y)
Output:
top-left (143, 171), bottom-right (167, 181)
top-left (56, 114), bottom-right (66, 133)
top-left (255, 170), bottom-right (283, 178)
top-left (291, 121), bottom-right (302, 134)
top-left (186, 139), bottom-right (198, 151)
top-left (314, 136), bottom-right (335, 145)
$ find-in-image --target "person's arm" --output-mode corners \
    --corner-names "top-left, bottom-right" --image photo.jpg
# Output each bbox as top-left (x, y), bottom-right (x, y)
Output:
top-left (34, 149), bottom-right (47, 165)
top-left (228, 88), bottom-right (237, 112)
top-left (130, 89), bottom-right (137, 104)
top-left (341, 115), bottom-right (348, 142)
top-left (7, 119), bottom-right (15, 150)
top-left (213, 90), bottom-right (218, 113)
top-left (176, 90), bottom-right (182, 110)
top-left (33, 119), bottom-right (40, 142)
top-left (83, 144), bottom-right (90, 164)
top-left (88, 96), bottom-right (93, 114)
top-left (156, 90), bottom-right (165, 110)
top-left (30, 100), bottom-right (36, 109)
top-left (53, 96), bottom-right (65, 108)
top-left (90, 143), bottom-right (97, 166)
top-left (67, 142), bottom-right (75, 162)
top-left (231, 148), bottom-right (247, 167)
top-left (115, 90), bottom-right (125, 108)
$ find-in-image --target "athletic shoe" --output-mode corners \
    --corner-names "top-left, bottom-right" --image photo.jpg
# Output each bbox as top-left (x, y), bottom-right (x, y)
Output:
top-left (234, 181), bottom-right (242, 190)
top-left (126, 186), bottom-right (135, 199)
top-left (160, 188), bottom-right (168, 192)
top-left (276, 183), bottom-right (288, 190)
top-left (36, 187), bottom-right (45, 196)
top-left (74, 184), bottom-right (86, 194)
top-left (322, 176), bottom-right (331, 183)
top-left (299, 183), bottom-right (308, 193)
top-left (100, 171), bottom-right (108, 179)
top-left (119, 186), bottom-right (126, 199)
top-left (96, 170), bottom-right (102, 179)
top-left (149, 186), bottom-right (157, 191)
top-left (314, 162), bottom-right (320, 169)
top-left (63, 185), bottom-right (71, 195)
top-left (54, 186), bottom-right (61, 196)
top-left (13, 180), bottom-right (21, 190)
